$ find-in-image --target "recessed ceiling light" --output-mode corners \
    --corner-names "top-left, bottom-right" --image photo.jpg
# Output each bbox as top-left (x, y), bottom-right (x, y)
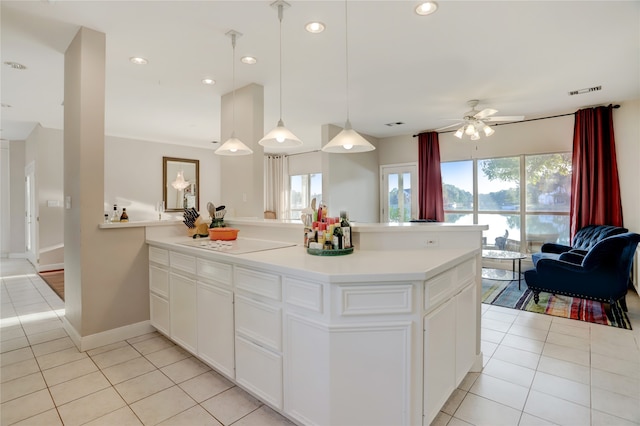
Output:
top-left (241, 56), bottom-right (257, 65)
top-left (305, 22), bottom-right (325, 33)
top-left (129, 57), bottom-right (148, 65)
top-left (4, 61), bottom-right (27, 70)
top-left (415, 1), bottom-right (438, 16)
top-left (202, 78), bottom-right (215, 85)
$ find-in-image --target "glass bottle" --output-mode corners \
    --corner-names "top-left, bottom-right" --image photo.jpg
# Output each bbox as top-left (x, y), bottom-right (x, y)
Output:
top-left (120, 208), bottom-right (129, 222)
top-left (340, 211), bottom-right (351, 248)
top-left (110, 204), bottom-right (120, 222)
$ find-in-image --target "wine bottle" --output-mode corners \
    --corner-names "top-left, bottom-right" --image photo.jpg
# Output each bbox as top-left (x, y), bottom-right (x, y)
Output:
top-left (120, 208), bottom-right (129, 222)
top-left (332, 225), bottom-right (344, 250)
top-left (340, 211), bottom-right (351, 248)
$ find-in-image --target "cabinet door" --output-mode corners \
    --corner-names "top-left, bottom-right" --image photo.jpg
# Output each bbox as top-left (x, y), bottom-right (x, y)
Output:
top-left (423, 299), bottom-right (455, 425)
top-left (455, 282), bottom-right (477, 385)
top-left (149, 265), bottom-right (169, 298)
top-left (150, 293), bottom-right (170, 336)
top-left (235, 335), bottom-right (283, 409)
top-left (197, 281), bottom-right (235, 379)
top-left (170, 272), bottom-right (197, 353)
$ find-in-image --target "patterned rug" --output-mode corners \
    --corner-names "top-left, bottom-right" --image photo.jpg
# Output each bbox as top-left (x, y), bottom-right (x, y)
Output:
top-left (482, 278), bottom-right (632, 330)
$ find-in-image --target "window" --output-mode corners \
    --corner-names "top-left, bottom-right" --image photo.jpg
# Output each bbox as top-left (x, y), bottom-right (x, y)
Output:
top-left (289, 173), bottom-right (322, 220)
top-left (441, 153), bottom-right (571, 253)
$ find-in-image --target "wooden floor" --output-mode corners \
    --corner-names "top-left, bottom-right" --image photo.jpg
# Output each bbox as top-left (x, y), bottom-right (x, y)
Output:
top-left (38, 269), bottom-right (64, 300)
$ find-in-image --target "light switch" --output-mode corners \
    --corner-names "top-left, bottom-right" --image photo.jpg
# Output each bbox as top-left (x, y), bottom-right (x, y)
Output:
top-left (65, 196), bottom-right (71, 209)
top-left (47, 200), bottom-right (60, 207)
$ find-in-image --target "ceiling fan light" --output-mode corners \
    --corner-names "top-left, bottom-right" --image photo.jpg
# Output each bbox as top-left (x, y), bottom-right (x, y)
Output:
top-left (322, 120), bottom-right (376, 153)
top-left (259, 119), bottom-right (302, 147)
top-left (470, 131), bottom-right (480, 141)
top-left (215, 134), bottom-right (253, 156)
top-left (465, 124), bottom-right (476, 135)
top-left (454, 127), bottom-right (464, 138)
top-left (483, 125), bottom-right (495, 137)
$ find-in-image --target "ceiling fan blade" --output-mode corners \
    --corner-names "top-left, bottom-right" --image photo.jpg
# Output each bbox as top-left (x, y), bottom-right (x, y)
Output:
top-left (474, 108), bottom-right (498, 119)
top-left (435, 122), bottom-right (463, 131)
top-left (485, 115), bottom-right (525, 122)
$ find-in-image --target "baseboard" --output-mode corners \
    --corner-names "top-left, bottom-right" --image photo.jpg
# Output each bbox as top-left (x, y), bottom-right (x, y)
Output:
top-left (38, 263), bottom-right (64, 273)
top-left (63, 318), bottom-right (155, 352)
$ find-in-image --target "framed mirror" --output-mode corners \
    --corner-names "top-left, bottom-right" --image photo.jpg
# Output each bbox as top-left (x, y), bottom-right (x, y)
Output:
top-left (163, 157), bottom-right (199, 212)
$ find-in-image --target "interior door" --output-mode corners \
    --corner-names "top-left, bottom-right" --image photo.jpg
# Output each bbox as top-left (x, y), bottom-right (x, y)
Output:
top-left (25, 162), bottom-right (37, 266)
top-left (380, 164), bottom-right (417, 223)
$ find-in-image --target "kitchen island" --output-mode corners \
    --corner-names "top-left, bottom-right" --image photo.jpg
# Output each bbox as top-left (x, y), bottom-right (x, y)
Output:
top-left (146, 221), bottom-right (486, 425)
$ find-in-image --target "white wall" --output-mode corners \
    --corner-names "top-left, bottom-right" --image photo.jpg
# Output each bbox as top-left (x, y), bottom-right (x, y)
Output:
top-left (288, 151), bottom-right (321, 175)
top-left (321, 124), bottom-right (380, 223)
top-left (0, 140), bottom-right (10, 257)
top-left (613, 99), bottom-right (640, 234)
top-left (105, 135), bottom-right (221, 221)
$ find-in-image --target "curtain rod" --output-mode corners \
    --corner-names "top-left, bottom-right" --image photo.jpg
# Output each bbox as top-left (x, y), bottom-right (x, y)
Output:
top-left (412, 104), bottom-right (621, 137)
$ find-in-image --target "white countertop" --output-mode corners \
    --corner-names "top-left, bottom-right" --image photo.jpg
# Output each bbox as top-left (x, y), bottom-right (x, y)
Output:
top-left (147, 235), bottom-right (479, 283)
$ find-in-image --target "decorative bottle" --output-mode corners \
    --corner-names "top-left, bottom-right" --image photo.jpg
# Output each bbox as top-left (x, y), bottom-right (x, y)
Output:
top-left (340, 211), bottom-right (351, 248)
top-left (110, 204), bottom-right (120, 222)
top-left (120, 208), bottom-right (129, 222)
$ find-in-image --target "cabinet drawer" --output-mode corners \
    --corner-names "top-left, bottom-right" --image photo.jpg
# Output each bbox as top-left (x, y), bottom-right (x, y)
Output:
top-left (149, 265), bottom-right (169, 298)
top-left (235, 335), bottom-right (283, 409)
top-left (457, 258), bottom-right (476, 286)
top-left (197, 258), bottom-right (232, 286)
top-left (170, 251), bottom-right (196, 275)
top-left (235, 295), bottom-right (282, 351)
top-left (339, 284), bottom-right (413, 316)
top-left (149, 246), bottom-right (169, 266)
top-left (235, 267), bottom-right (281, 301)
top-left (424, 269), bottom-right (455, 310)
top-left (284, 277), bottom-right (323, 314)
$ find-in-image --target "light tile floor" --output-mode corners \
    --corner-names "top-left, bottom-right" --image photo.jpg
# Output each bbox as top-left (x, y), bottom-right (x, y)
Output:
top-left (1, 259), bottom-right (294, 426)
top-left (2, 258), bottom-right (639, 425)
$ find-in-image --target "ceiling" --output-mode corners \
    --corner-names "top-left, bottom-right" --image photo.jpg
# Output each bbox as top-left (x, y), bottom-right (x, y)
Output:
top-left (1, 1), bottom-right (639, 154)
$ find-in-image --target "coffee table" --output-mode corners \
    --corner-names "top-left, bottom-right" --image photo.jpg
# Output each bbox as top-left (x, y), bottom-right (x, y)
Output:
top-left (482, 249), bottom-right (526, 290)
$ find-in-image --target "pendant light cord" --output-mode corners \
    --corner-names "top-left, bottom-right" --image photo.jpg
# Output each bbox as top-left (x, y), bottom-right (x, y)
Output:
top-left (278, 4), bottom-right (283, 121)
top-left (231, 33), bottom-right (237, 135)
top-left (344, 0), bottom-right (350, 122)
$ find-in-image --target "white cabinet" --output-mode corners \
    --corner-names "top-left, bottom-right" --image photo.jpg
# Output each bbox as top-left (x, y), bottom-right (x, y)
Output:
top-left (424, 298), bottom-right (456, 423)
top-left (149, 248), bottom-right (170, 336)
top-left (170, 272), bottom-right (197, 353)
top-left (423, 279), bottom-right (477, 425)
top-left (197, 280), bottom-right (235, 379)
top-left (234, 267), bottom-right (283, 409)
top-left (455, 282), bottom-right (477, 384)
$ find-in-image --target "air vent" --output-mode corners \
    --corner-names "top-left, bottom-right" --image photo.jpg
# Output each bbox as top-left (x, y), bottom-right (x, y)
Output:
top-left (568, 85), bottom-right (601, 96)
top-left (385, 121), bottom-right (405, 127)
top-left (4, 61), bottom-right (27, 70)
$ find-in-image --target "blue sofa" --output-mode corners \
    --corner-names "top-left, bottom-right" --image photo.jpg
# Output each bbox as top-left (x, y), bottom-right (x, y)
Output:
top-left (524, 232), bottom-right (640, 318)
top-left (532, 224), bottom-right (627, 266)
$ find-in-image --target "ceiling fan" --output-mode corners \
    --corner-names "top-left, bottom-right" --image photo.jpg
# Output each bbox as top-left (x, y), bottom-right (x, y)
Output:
top-left (436, 100), bottom-right (524, 140)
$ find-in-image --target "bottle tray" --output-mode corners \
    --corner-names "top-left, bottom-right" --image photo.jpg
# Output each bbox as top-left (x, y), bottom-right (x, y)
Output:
top-left (307, 246), bottom-right (354, 256)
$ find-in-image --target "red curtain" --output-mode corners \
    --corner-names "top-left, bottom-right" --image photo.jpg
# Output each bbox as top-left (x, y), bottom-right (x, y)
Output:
top-left (418, 132), bottom-right (444, 221)
top-left (569, 105), bottom-right (623, 240)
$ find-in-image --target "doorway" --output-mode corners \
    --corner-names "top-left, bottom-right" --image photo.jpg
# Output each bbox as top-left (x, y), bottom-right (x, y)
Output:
top-left (380, 163), bottom-right (417, 223)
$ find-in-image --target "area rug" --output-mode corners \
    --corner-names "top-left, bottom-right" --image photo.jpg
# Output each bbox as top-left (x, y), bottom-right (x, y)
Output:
top-left (38, 269), bottom-right (64, 301)
top-left (482, 278), bottom-right (631, 330)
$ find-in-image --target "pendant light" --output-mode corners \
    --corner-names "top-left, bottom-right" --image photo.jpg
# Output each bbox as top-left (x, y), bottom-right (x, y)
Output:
top-left (171, 170), bottom-right (190, 190)
top-left (322, 0), bottom-right (375, 154)
top-left (215, 30), bottom-right (253, 156)
top-left (259, 1), bottom-right (302, 148)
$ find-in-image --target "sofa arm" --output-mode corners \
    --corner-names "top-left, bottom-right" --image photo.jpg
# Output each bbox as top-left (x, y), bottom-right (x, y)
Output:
top-left (558, 252), bottom-right (586, 265)
top-left (541, 243), bottom-right (572, 254)
top-left (569, 249), bottom-right (588, 256)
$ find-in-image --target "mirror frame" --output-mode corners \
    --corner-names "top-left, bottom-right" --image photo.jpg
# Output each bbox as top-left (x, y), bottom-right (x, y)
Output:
top-left (163, 156), bottom-right (200, 212)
